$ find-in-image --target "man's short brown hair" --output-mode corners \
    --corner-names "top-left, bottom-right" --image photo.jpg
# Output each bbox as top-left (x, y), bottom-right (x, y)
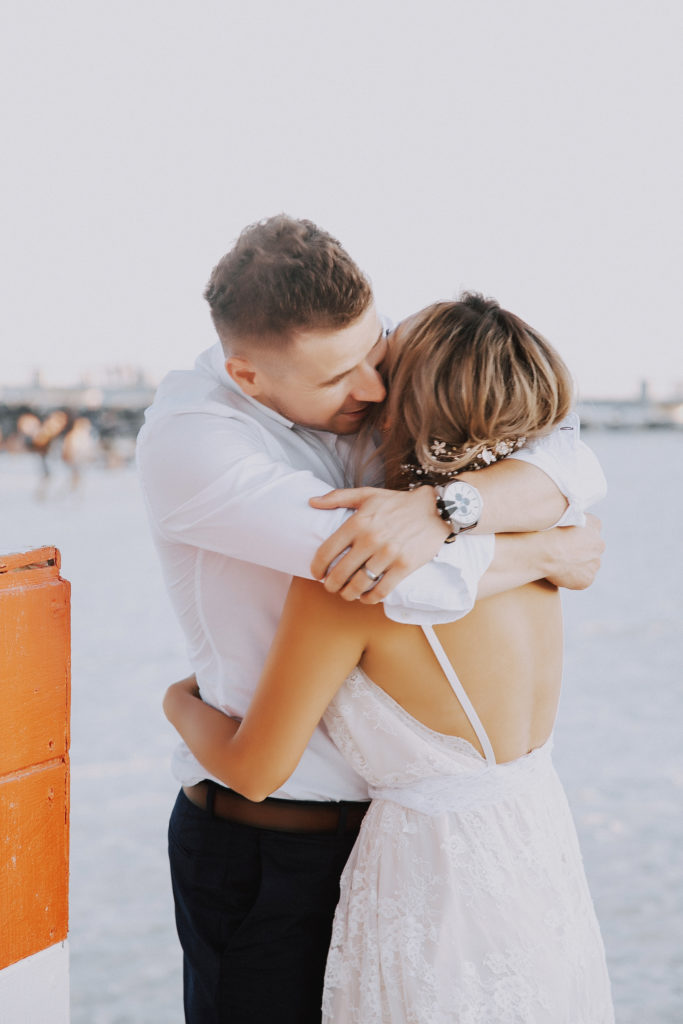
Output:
top-left (204, 215), bottom-right (373, 353)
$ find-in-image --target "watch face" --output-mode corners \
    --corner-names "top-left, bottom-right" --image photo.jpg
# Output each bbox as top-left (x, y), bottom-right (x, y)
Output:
top-left (448, 483), bottom-right (482, 527)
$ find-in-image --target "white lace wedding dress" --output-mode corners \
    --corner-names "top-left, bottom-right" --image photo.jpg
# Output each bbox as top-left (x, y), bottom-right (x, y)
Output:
top-left (321, 626), bottom-right (614, 1024)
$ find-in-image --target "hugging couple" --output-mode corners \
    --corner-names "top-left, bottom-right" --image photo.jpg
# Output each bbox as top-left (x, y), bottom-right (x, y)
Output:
top-left (137, 215), bottom-right (614, 1023)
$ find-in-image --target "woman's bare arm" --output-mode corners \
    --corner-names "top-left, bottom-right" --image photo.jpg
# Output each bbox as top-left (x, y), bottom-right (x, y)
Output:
top-left (163, 578), bottom-right (372, 801)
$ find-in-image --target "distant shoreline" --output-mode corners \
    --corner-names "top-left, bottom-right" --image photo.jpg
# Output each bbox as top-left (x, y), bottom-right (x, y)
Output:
top-left (1, 384), bottom-right (682, 437)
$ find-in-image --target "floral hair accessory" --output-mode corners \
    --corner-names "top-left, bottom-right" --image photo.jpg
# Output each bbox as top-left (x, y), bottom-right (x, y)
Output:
top-left (429, 436), bottom-right (526, 466)
top-left (401, 436), bottom-right (527, 488)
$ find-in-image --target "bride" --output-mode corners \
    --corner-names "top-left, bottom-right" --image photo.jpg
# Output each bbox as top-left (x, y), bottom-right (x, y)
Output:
top-left (164, 292), bottom-right (614, 1023)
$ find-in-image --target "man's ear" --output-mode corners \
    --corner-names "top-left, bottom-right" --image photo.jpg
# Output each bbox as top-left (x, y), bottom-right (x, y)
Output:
top-left (226, 356), bottom-right (261, 398)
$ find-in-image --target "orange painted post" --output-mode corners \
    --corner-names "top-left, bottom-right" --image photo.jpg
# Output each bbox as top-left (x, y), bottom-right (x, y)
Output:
top-left (0, 547), bottom-right (70, 973)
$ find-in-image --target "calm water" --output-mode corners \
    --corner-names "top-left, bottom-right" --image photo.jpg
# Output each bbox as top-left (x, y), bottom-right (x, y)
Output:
top-left (2, 430), bottom-right (682, 1023)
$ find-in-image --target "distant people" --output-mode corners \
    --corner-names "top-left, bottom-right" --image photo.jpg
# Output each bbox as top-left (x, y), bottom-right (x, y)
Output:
top-left (61, 416), bottom-right (96, 491)
top-left (96, 409), bottom-right (126, 468)
top-left (17, 410), bottom-right (69, 498)
top-left (17, 412), bottom-right (44, 458)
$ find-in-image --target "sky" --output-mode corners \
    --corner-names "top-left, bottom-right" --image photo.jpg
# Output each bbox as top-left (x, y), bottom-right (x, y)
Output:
top-left (2, 0), bottom-right (682, 398)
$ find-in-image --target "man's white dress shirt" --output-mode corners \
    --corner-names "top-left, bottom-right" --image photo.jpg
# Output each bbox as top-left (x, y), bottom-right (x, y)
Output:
top-left (137, 342), bottom-right (606, 800)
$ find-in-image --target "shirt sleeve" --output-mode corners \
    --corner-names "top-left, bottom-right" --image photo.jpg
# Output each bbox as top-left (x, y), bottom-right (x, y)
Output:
top-left (382, 533), bottom-right (496, 626)
top-left (382, 411), bottom-right (607, 626)
top-left (137, 411), bottom-right (349, 578)
top-left (507, 411), bottom-right (607, 527)
top-left (138, 406), bottom-right (605, 625)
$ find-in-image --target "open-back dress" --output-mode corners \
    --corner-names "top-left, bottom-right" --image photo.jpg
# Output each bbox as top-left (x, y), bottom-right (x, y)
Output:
top-left (321, 626), bottom-right (614, 1024)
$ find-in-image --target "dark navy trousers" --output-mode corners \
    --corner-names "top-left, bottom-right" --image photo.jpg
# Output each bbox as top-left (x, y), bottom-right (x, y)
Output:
top-left (168, 789), bottom-right (360, 1023)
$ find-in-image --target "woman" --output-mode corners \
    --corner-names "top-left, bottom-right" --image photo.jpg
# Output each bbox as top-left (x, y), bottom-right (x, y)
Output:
top-left (164, 293), bottom-right (614, 1023)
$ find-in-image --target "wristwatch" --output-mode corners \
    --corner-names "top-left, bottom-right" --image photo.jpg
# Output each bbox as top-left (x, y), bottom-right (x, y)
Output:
top-left (434, 481), bottom-right (484, 542)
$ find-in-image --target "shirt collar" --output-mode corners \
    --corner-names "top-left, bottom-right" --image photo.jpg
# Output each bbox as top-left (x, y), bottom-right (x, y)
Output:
top-left (206, 342), bottom-right (296, 430)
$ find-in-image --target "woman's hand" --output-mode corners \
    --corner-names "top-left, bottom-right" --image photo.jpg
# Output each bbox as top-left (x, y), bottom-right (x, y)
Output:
top-left (176, 674), bottom-right (200, 698)
top-left (160, 671), bottom-right (249, 794)
top-left (163, 673), bottom-right (200, 726)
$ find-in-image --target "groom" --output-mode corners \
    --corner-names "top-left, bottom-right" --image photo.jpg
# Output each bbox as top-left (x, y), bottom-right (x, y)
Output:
top-left (137, 215), bottom-right (605, 1023)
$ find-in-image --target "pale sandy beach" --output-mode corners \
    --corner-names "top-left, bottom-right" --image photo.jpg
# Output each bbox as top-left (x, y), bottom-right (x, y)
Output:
top-left (1, 429), bottom-right (681, 1023)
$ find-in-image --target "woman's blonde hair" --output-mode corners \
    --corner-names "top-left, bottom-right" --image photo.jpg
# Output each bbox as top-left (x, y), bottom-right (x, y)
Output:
top-left (368, 293), bottom-right (574, 489)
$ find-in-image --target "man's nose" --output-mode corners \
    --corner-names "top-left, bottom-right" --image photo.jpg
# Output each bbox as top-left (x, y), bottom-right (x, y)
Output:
top-left (352, 363), bottom-right (386, 404)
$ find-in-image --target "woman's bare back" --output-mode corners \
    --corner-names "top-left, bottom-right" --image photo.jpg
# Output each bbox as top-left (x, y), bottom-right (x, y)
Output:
top-left (359, 580), bottom-right (563, 764)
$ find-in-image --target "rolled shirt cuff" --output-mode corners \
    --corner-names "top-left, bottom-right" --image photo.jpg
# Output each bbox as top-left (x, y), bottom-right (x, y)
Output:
top-left (382, 533), bottom-right (495, 625)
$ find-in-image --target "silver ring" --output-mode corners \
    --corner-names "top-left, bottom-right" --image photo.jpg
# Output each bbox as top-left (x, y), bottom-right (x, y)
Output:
top-left (361, 565), bottom-right (383, 583)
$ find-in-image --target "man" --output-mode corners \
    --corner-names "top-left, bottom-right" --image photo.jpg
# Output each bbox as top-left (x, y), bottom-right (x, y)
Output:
top-left (137, 215), bottom-right (605, 1023)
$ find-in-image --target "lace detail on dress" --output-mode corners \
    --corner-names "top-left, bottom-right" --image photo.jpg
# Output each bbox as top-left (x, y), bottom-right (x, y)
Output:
top-left (324, 667), bottom-right (488, 785)
top-left (321, 665), bottom-right (614, 1024)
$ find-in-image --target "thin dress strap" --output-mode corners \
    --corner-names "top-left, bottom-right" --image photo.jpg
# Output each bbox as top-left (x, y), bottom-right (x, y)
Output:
top-left (421, 625), bottom-right (497, 765)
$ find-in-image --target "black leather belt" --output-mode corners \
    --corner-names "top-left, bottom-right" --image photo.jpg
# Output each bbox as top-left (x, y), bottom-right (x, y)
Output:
top-left (183, 780), bottom-right (370, 835)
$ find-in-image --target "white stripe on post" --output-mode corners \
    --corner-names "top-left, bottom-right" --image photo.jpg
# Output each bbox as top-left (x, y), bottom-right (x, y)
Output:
top-left (0, 941), bottom-right (70, 1023)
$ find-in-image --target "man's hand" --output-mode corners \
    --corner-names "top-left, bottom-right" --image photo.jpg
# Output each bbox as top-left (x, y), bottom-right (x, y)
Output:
top-left (545, 513), bottom-right (605, 590)
top-left (309, 486), bottom-right (449, 602)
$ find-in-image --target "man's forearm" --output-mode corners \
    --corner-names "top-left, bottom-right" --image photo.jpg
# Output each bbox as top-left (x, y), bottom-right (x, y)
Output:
top-left (477, 517), bottom-right (604, 600)
top-left (458, 415), bottom-right (606, 535)
top-left (476, 532), bottom-right (555, 599)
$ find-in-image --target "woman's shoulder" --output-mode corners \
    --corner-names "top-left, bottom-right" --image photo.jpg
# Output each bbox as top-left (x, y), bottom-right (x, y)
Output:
top-left (287, 576), bottom-right (391, 633)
